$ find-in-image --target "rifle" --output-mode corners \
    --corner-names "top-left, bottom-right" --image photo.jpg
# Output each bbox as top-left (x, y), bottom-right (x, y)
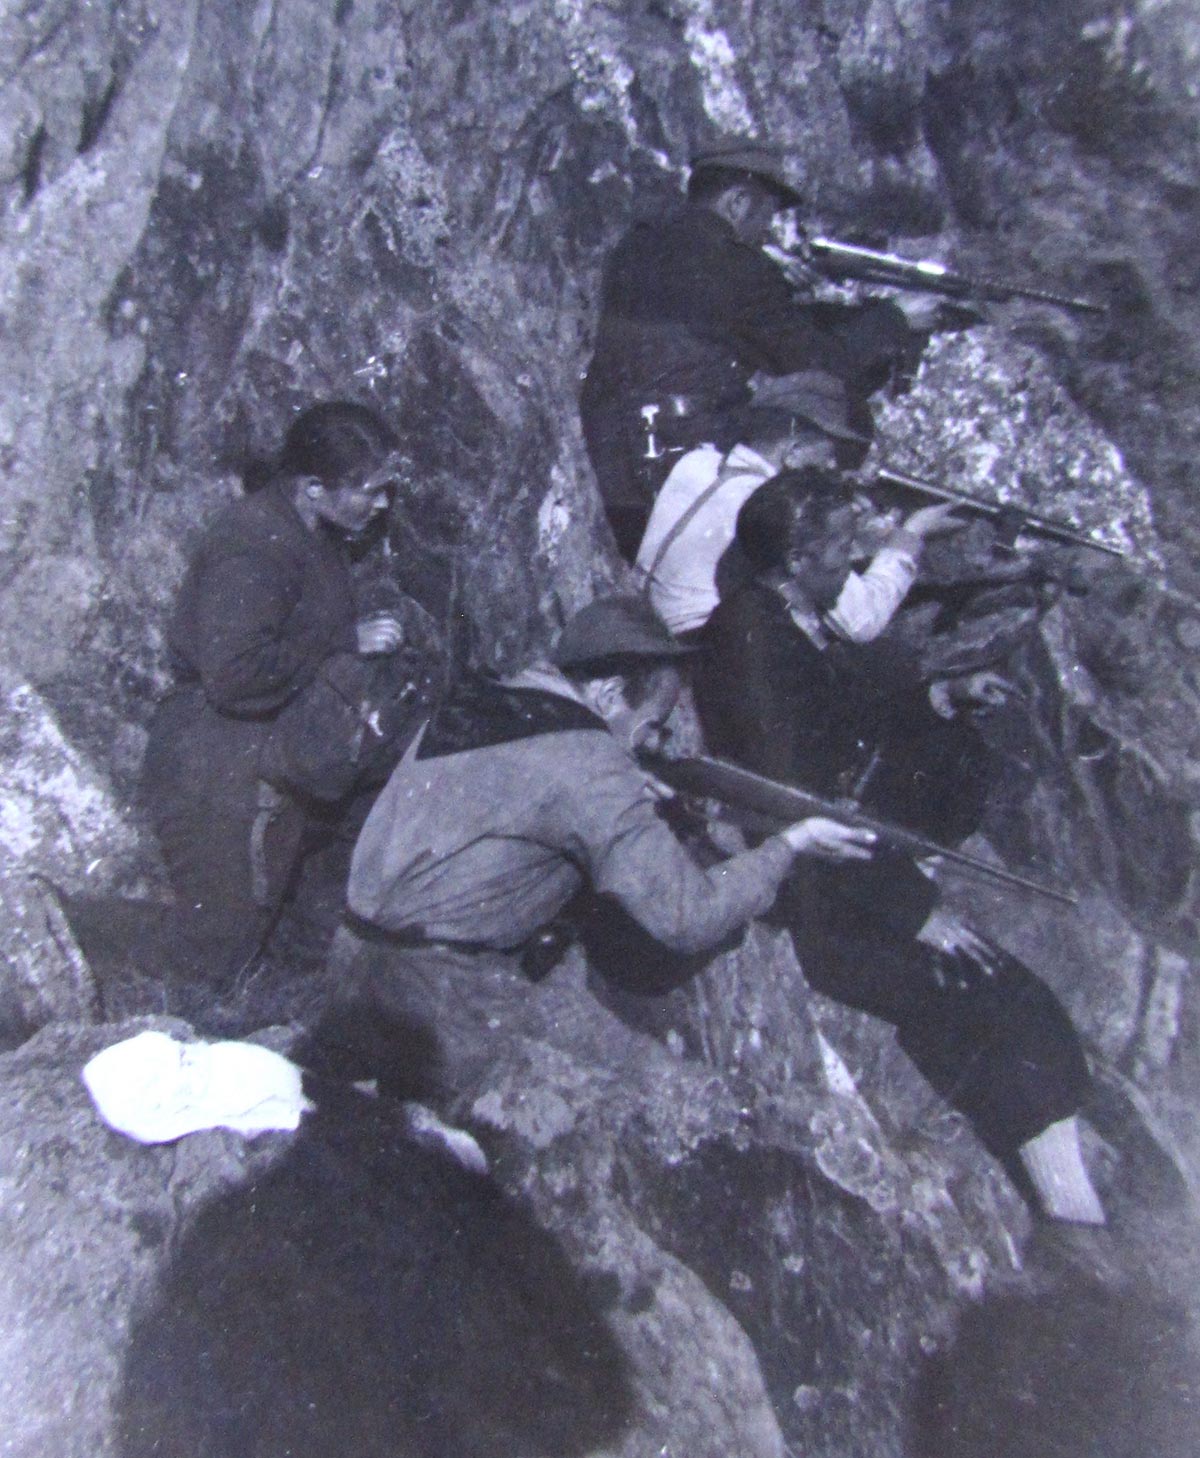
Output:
top-left (640, 751), bottom-right (1078, 909)
top-left (874, 465), bottom-right (1127, 559)
top-left (808, 236), bottom-right (1106, 317)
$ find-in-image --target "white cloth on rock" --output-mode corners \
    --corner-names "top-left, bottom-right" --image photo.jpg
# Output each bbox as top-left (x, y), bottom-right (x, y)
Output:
top-left (82, 1029), bottom-right (313, 1144)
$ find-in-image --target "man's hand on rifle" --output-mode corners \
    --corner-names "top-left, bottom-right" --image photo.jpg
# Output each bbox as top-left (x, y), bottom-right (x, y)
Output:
top-left (780, 817), bottom-right (876, 862)
top-left (901, 501), bottom-right (967, 539)
top-left (893, 294), bottom-right (944, 333)
top-left (917, 909), bottom-right (997, 982)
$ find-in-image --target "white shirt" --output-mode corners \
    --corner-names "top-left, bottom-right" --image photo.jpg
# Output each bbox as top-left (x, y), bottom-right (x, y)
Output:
top-left (636, 443), bottom-right (774, 634)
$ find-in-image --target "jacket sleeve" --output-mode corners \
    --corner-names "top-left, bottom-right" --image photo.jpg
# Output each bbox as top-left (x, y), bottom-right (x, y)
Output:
top-left (699, 243), bottom-right (912, 385)
top-left (700, 243), bottom-right (858, 379)
top-left (699, 590), bottom-right (817, 785)
top-left (553, 737), bottom-right (796, 955)
top-left (183, 546), bottom-right (327, 716)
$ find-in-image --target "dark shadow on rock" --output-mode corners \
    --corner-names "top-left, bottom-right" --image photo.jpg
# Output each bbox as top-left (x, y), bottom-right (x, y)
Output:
top-left (0, 976), bottom-right (36, 1052)
top-left (614, 1136), bottom-right (910, 1457)
top-left (908, 1271), bottom-right (1200, 1458)
top-left (115, 1091), bottom-right (635, 1458)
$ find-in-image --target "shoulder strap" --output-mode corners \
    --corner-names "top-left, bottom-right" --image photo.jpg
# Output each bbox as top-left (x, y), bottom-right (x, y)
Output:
top-left (641, 452), bottom-right (746, 591)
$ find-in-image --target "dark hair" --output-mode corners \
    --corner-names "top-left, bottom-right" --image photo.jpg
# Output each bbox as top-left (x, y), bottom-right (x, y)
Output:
top-left (277, 401), bottom-right (399, 489)
top-left (735, 466), bottom-right (845, 572)
top-left (561, 655), bottom-right (681, 707)
top-left (687, 165), bottom-right (786, 209)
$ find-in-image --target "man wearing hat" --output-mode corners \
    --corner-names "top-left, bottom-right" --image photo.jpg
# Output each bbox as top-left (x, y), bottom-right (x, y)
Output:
top-left (635, 409), bottom-right (851, 639)
top-left (308, 597), bottom-right (874, 1102)
top-left (580, 141), bottom-right (933, 559)
top-left (347, 594), bottom-right (873, 955)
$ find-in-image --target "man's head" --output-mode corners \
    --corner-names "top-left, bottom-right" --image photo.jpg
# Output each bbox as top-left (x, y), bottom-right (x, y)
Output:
top-left (282, 401), bottom-right (407, 538)
top-left (551, 596), bottom-right (692, 754)
top-left (688, 142), bottom-right (804, 246)
top-left (736, 466), bottom-right (883, 594)
top-left (746, 412), bottom-right (840, 473)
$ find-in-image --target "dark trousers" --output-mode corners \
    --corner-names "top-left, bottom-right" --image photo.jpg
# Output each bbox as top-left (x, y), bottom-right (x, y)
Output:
top-left (782, 861), bottom-right (1090, 1158)
top-left (142, 688), bottom-right (325, 984)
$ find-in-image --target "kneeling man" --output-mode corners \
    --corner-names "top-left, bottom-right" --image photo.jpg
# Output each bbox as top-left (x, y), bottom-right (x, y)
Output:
top-left (311, 597), bottom-right (872, 1101)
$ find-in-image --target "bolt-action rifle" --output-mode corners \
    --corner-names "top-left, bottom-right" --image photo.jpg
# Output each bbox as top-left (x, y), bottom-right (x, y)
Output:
top-left (873, 465), bottom-right (1127, 559)
top-left (808, 236), bottom-right (1106, 317)
top-left (640, 752), bottom-right (1078, 909)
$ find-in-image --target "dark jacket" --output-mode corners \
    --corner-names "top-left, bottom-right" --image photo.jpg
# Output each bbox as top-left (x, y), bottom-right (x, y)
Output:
top-left (695, 581), bottom-right (1089, 1159)
top-left (164, 482), bottom-right (359, 720)
top-left (697, 580), bottom-right (991, 940)
top-left (142, 484), bottom-right (408, 977)
top-left (581, 203), bottom-right (912, 525)
top-left (698, 580), bottom-right (988, 845)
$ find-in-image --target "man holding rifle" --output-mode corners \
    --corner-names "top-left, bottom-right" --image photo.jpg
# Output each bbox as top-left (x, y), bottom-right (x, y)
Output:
top-left (694, 467), bottom-right (1105, 1223)
top-left (309, 596), bottom-right (875, 1100)
top-left (580, 140), bottom-right (938, 558)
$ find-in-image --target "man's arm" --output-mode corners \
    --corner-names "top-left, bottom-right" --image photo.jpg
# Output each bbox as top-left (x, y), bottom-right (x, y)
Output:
top-left (825, 530), bottom-right (921, 643)
top-left (826, 503), bottom-right (965, 643)
top-left (557, 740), bottom-right (797, 955)
top-left (554, 735), bottom-right (873, 956)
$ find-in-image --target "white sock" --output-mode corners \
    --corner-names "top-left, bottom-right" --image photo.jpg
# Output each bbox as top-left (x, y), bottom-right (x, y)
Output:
top-left (1019, 1116), bottom-right (1106, 1225)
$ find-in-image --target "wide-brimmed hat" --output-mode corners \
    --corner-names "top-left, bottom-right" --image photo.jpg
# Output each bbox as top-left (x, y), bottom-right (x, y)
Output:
top-left (551, 595), bottom-right (695, 671)
top-left (749, 368), bottom-right (871, 444)
top-left (689, 141), bottom-right (805, 208)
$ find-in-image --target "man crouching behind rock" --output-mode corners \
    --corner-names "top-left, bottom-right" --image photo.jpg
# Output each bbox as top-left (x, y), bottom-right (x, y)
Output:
top-left (305, 596), bottom-right (874, 1103)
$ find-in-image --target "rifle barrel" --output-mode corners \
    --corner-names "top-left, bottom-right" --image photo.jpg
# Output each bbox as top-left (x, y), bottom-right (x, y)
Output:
top-left (644, 753), bottom-right (1078, 909)
top-left (809, 237), bottom-right (1106, 316)
top-left (876, 467), bottom-right (1127, 559)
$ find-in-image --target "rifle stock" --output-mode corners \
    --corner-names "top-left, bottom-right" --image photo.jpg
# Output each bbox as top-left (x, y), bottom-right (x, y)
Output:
top-left (808, 237), bottom-right (1106, 317)
top-left (876, 465), bottom-right (1127, 559)
top-left (642, 752), bottom-right (1078, 909)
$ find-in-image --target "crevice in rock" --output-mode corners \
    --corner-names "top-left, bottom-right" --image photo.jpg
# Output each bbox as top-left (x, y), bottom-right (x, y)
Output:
top-left (78, 70), bottom-right (122, 155)
top-left (20, 123), bottom-right (48, 204)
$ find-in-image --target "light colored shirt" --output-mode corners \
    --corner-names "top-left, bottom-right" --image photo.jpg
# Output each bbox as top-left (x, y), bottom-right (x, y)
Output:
top-left (825, 529), bottom-right (921, 643)
top-left (348, 668), bottom-right (795, 953)
top-left (636, 444), bottom-right (773, 634)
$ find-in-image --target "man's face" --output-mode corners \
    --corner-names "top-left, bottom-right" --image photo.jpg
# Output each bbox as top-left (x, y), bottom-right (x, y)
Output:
top-left (726, 183), bottom-right (781, 247)
top-left (786, 491), bottom-right (890, 579)
top-left (600, 666), bottom-right (682, 756)
top-left (312, 460), bottom-right (402, 537)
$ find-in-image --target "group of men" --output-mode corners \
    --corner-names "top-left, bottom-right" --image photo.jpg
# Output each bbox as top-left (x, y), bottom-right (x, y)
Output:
top-left (136, 141), bottom-right (1105, 1224)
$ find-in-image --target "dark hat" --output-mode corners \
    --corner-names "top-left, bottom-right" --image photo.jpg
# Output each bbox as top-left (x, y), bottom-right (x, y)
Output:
top-left (551, 596), bottom-right (695, 671)
top-left (689, 141), bottom-right (804, 207)
top-left (749, 369), bottom-right (871, 445)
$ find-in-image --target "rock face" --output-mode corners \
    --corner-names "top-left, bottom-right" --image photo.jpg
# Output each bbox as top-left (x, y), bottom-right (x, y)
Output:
top-left (2, 1), bottom-right (1200, 1455)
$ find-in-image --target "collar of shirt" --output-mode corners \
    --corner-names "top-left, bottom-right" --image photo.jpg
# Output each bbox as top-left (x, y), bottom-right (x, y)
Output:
top-left (722, 442), bottom-right (776, 478)
top-left (500, 662), bottom-right (592, 706)
top-left (772, 578), bottom-right (831, 649)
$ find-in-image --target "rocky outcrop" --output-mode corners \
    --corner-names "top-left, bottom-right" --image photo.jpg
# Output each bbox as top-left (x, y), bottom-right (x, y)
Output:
top-left (2, 954), bottom-right (1033, 1458)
